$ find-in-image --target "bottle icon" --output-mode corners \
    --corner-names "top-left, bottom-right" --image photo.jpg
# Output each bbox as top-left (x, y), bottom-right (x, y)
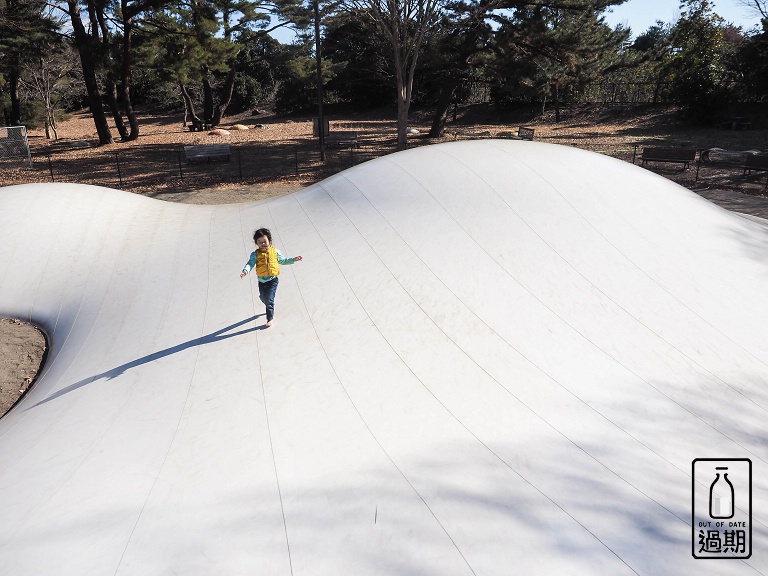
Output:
top-left (710, 467), bottom-right (734, 519)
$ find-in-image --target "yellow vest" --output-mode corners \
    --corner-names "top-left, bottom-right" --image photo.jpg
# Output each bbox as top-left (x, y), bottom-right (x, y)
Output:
top-left (255, 246), bottom-right (280, 277)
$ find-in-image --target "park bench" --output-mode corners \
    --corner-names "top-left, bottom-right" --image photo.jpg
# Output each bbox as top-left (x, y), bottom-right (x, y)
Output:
top-left (640, 147), bottom-right (697, 169)
top-left (516, 126), bottom-right (535, 140)
top-left (183, 144), bottom-right (231, 163)
top-left (719, 117), bottom-right (753, 130)
top-left (495, 126), bottom-right (535, 141)
top-left (448, 129), bottom-right (491, 139)
top-left (743, 153), bottom-right (768, 192)
top-left (324, 131), bottom-right (359, 148)
top-left (743, 153), bottom-right (768, 175)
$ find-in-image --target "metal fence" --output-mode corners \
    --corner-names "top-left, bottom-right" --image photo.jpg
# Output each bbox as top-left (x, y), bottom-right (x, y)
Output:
top-left (3, 137), bottom-right (393, 191)
top-left (463, 80), bottom-right (675, 106)
top-left (570, 83), bottom-right (673, 105)
top-left (0, 126), bottom-right (32, 167)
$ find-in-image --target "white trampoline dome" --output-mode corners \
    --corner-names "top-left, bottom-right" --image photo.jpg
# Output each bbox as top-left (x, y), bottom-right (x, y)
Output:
top-left (1, 139), bottom-right (767, 575)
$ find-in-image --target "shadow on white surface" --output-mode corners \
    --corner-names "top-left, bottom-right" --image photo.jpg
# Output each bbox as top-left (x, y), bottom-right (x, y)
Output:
top-left (31, 314), bottom-right (265, 408)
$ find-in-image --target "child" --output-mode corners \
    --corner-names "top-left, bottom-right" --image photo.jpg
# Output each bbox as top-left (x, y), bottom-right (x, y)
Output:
top-left (240, 228), bottom-right (303, 328)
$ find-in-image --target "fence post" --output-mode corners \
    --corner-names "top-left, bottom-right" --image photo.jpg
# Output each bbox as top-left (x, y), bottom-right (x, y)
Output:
top-left (114, 152), bottom-right (123, 187)
top-left (47, 155), bottom-right (54, 182)
top-left (237, 147), bottom-right (242, 179)
top-left (295, 146), bottom-right (299, 175)
top-left (178, 151), bottom-right (184, 181)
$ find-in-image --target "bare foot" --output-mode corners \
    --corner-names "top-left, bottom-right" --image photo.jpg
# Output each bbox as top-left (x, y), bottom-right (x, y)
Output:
top-left (265, 319), bottom-right (273, 328)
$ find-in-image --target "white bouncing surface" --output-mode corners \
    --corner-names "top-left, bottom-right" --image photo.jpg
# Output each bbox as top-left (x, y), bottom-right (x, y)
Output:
top-left (1, 140), bottom-right (767, 575)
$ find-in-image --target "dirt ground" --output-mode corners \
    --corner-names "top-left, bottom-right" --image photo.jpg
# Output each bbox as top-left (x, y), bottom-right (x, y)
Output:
top-left (0, 318), bottom-right (48, 417)
top-left (3, 103), bottom-right (768, 198)
top-left (2, 103), bottom-right (768, 418)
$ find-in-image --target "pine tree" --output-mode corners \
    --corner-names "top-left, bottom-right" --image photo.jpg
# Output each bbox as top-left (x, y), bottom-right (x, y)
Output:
top-left (732, 18), bottom-right (768, 101)
top-left (0, 0), bottom-right (59, 126)
top-left (418, 0), bottom-right (630, 135)
top-left (666, 0), bottom-right (729, 120)
top-left (63, 0), bottom-right (115, 144)
top-left (491, 2), bottom-right (631, 121)
top-left (141, 0), bottom-right (304, 129)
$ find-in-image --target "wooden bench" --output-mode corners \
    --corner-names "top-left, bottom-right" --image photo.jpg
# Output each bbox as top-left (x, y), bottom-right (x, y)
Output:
top-left (324, 131), bottom-right (358, 148)
top-left (743, 153), bottom-right (768, 175)
top-left (719, 117), bottom-right (753, 130)
top-left (183, 144), bottom-right (231, 163)
top-left (517, 126), bottom-right (535, 141)
top-left (496, 126), bottom-right (535, 141)
top-left (448, 129), bottom-right (491, 139)
top-left (743, 153), bottom-right (768, 192)
top-left (640, 147), bottom-right (697, 169)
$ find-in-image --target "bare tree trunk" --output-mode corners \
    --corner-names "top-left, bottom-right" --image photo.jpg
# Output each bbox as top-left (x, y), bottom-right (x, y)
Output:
top-left (180, 83), bottom-right (204, 130)
top-left (8, 56), bottom-right (22, 126)
top-left (4, 0), bottom-right (22, 124)
top-left (121, 91), bottom-right (140, 140)
top-left (653, 71), bottom-right (666, 104)
top-left (212, 66), bottom-right (237, 127)
top-left (397, 92), bottom-right (408, 151)
top-left (394, 45), bottom-right (409, 150)
top-left (399, 39), bottom-right (420, 151)
top-left (106, 82), bottom-right (130, 140)
top-left (44, 89), bottom-right (53, 139)
top-left (66, 0), bottom-right (113, 144)
top-left (429, 77), bottom-right (460, 137)
top-left (202, 70), bottom-right (214, 126)
top-left (121, 8), bottom-right (139, 140)
top-left (94, 0), bottom-right (131, 142)
top-left (313, 0), bottom-right (326, 161)
top-left (50, 112), bottom-right (58, 140)
top-left (360, 0), bottom-right (439, 151)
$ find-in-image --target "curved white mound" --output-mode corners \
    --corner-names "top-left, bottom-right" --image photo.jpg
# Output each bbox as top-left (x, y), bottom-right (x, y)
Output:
top-left (1, 140), bottom-right (767, 575)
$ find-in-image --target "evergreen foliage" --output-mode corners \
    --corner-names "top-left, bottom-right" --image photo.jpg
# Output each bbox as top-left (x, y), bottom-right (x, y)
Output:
top-left (274, 47), bottom-right (320, 114)
top-left (730, 19), bottom-right (768, 102)
top-left (230, 34), bottom-right (287, 112)
top-left (0, 0), bottom-right (60, 125)
top-left (600, 21), bottom-right (673, 104)
top-left (491, 2), bottom-right (632, 120)
top-left (2, 0), bottom-right (767, 137)
top-left (322, 11), bottom-right (393, 108)
top-left (666, 0), bottom-right (730, 120)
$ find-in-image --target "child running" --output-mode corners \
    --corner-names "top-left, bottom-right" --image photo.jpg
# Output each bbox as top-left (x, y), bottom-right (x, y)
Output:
top-left (240, 228), bottom-right (303, 328)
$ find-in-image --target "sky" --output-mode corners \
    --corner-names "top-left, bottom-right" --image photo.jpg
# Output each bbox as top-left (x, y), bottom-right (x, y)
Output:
top-left (602, 0), bottom-right (765, 38)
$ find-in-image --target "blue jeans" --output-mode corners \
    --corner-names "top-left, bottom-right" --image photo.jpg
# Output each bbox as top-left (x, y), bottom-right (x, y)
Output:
top-left (258, 277), bottom-right (279, 321)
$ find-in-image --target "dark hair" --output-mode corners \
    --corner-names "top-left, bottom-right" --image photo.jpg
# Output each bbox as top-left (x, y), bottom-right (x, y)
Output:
top-left (253, 228), bottom-right (272, 244)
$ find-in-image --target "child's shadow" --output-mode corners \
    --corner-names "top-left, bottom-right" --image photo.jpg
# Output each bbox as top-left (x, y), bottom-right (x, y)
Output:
top-left (32, 314), bottom-right (265, 408)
